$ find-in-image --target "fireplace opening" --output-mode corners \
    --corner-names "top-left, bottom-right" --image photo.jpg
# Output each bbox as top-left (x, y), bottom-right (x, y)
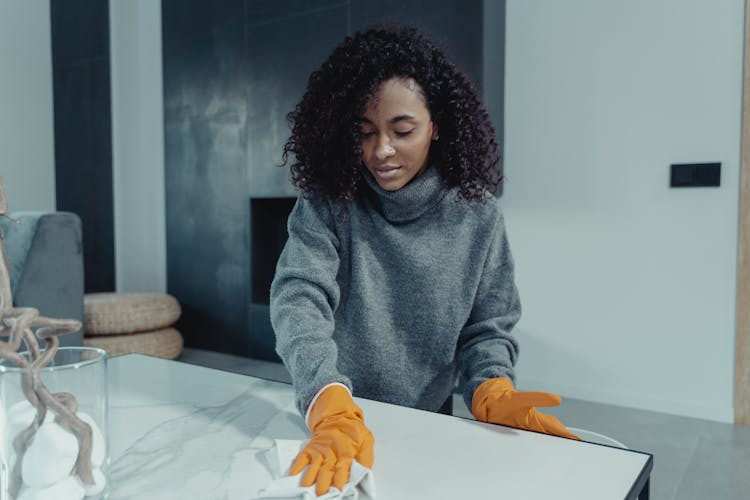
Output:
top-left (250, 197), bottom-right (297, 304)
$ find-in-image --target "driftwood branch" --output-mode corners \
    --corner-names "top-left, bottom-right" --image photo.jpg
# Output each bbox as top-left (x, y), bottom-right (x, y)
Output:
top-left (0, 176), bottom-right (94, 495)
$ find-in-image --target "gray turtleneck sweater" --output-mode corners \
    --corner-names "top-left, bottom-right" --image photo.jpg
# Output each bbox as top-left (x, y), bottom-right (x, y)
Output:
top-left (270, 166), bottom-right (521, 415)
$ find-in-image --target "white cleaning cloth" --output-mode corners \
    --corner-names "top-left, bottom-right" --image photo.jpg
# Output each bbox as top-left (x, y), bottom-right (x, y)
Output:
top-left (255, 439), bottom-right (376, 500)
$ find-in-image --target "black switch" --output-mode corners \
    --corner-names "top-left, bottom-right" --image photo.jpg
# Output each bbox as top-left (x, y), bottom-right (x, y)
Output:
top-left (670, 162), bottom-right (721, 187)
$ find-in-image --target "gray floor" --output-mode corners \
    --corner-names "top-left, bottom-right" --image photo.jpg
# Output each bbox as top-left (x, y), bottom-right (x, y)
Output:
top-left (177, 347), bottom-right (750, 500)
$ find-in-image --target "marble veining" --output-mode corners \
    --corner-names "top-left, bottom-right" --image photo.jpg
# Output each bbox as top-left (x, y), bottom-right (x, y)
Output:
top-left (106, 355), bottom-right (651, 500)
top-left (107, 358), bottom-right (306, 499)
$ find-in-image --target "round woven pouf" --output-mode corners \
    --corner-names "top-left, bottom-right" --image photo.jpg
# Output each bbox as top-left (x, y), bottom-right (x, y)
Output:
top-left (84, 327), bottom-right (184, 359)
top-left (84, 292), bottom-right (181, 335)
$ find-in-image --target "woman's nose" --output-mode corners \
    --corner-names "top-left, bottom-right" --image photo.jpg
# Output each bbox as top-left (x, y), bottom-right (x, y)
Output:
top-left (375, 139), bottom-right (395, 160)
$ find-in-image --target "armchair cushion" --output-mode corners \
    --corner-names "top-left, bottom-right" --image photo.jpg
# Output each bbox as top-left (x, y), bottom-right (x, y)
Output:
top-left (0, 212), bottom-right (84, 347)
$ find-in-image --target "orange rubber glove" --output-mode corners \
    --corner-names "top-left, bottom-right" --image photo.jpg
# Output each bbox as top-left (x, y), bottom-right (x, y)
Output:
top-left (289, 385), bottom-right (375, 496)
top-left (472, 377), bottom-right (580, 440)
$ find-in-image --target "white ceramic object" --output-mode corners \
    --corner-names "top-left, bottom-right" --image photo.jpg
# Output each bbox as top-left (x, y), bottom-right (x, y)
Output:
top-left (9, 403), bottom-right (106, 495)
top-left (78, 413), bottom-right (105, 468)
top-left (17, 475), bottom-right (85, 500)
top-left (21, 421), bottom-right (79, 488)
top-left (80, 468), bottom-right (107, 497)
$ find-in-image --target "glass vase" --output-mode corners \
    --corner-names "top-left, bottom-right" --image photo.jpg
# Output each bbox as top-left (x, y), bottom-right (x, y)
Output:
top-left (0, 347), bottom-right (108, 500)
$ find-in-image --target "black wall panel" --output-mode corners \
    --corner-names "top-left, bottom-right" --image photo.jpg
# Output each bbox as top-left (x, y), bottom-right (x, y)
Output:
top-left (51, 0), bottom-right (115, 293)
top-left (350, 0), bottom-right (483, 91)
top-left (162, 0), bottom-right (250, 355)
top-left (162, 0), bottom-right (494, 361)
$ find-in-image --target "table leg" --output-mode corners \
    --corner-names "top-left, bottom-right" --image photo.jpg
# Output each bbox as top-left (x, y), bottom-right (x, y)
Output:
top-left (638, 478), bottom-right (650, 500)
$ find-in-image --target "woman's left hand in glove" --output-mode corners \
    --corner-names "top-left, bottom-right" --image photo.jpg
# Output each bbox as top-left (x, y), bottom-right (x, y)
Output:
top-left (472, 377), bottom-right (580, 440)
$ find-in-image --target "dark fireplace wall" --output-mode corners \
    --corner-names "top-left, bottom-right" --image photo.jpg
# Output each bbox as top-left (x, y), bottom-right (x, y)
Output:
top-left (163, 0), bottom-right (491, 361)
top-left (51, 0), bottom-right (115, 293)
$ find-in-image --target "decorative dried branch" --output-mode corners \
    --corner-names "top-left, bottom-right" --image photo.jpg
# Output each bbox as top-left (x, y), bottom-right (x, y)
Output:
top-left (0, 177), bottom-right (94, 495)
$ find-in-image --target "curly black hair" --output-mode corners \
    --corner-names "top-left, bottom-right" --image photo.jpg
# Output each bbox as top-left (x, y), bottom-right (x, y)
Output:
top-left (282, 24), bottom-right (501, 202)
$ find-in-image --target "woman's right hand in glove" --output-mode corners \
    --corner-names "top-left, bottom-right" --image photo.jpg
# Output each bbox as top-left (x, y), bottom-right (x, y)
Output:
top-left (289, 385), bottom-right (375, 496)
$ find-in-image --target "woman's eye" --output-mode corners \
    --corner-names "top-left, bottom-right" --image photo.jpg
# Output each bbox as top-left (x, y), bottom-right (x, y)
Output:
top-left (395, 129), bottom-right (414, 137)
top-left (360, 130), bottom-right (376, 138)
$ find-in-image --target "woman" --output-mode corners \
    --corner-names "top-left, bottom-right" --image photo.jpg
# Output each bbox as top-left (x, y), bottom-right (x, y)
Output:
top-left (270, 24), bottom-right (578, 496)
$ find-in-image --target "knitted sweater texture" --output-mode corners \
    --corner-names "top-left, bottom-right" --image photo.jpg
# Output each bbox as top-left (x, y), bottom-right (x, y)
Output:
top-left (270, 166), bottom-right (521, 414)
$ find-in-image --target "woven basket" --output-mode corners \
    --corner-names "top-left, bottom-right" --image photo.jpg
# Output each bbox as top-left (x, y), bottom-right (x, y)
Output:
top-left (84, 292), bottom-right (181, 335)
top-left (84, 327), bottom-right (184, 359)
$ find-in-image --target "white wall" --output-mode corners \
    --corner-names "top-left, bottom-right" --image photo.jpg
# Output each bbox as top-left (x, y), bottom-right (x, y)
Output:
top-left (503, 0), bottom-right (744, 422)
top-left (0, 0), bottom-right (56, 212)
top-left (0, 0), bottom-right (166, 291)
top-left (109, 0), bottom-right (167, 293)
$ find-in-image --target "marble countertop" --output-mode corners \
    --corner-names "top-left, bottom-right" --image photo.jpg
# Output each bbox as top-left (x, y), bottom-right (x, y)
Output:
top-left (107, 354), bottom-right (652, 499)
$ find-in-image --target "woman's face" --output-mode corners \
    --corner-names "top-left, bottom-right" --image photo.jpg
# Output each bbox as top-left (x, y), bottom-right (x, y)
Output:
top-left (360, 77), bottom-right (437, 191)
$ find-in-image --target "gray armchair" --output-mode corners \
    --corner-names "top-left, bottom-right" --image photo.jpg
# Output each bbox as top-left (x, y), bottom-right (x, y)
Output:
top-left (0, 212), bottom-right (84, 346)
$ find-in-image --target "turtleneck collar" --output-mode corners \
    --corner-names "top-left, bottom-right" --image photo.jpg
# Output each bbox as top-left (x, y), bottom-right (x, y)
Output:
top-left (361, 165), bottom-right (449, 223)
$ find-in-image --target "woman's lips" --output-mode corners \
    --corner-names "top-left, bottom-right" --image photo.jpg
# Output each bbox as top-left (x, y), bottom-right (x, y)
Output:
top-left (374, 165), bottom-right (401, 180)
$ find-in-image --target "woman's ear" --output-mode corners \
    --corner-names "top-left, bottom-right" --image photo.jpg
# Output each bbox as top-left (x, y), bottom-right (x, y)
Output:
top-left (431, 123), bottom-right (439, 141)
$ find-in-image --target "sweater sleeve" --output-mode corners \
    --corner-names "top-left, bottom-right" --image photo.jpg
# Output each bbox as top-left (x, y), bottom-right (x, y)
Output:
top-left (270, 195), bottom-right (352, 415)
top-left (456, 211), bottom-right (521, 412)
